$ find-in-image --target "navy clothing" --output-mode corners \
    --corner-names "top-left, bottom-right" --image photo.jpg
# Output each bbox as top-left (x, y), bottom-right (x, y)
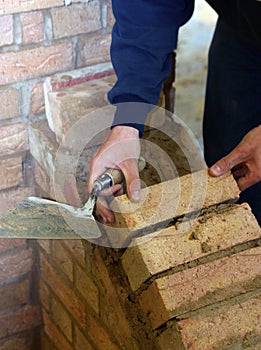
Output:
top-left (108, 0), bottom-right (261, 223)
top-left (203, 18), bottom-right (261, 224)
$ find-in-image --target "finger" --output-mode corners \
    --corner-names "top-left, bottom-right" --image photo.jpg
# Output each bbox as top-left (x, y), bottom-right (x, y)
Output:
top-left (120, 159), bottom-right (140, 202)
top-left (209, 148), bottom-right (246, 177)
top-left (99, 184), bottom-right (122, 197)
top-left (96, 196), bottom-right (115, 223)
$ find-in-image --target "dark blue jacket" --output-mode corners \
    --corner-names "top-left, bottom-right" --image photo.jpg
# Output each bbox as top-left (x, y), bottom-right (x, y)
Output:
top-left (108, 0), bottom-right (261, 135)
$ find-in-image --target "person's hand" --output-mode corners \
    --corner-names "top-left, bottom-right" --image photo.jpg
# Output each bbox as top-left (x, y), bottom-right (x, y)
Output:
top-left (88, 125), bottom-right (141, 223)
top-left (209, 125), bottom-right (261, 190)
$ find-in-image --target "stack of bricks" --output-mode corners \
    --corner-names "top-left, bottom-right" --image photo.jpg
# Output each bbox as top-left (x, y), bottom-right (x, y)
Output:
top-left (28, 71), bottom-right (261, 349)
top-left (0, 1), bottom-right (113, 349)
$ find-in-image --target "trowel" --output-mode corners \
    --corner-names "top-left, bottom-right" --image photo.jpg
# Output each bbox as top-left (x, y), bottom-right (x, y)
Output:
top-left (27, 166), bottom-right (130, 239)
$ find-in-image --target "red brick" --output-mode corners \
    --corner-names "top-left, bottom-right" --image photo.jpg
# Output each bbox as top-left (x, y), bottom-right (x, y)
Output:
top-left (39, 280), bottom-right (50, 312)
top-left (0, 43), bottom-right (73, 85)
top-left (0, 305), bottom-right (42, 338)
top-left (20, 11), bottom-right (44, 44)
top-left (0, 239), bottom-right (26, 253)
top-left (51, 3), bottom-right (100, 39)
top-left (40, 253), bottom-right (86, 328)
top-left (51, 241), bottom-right (73, 281)
top-left (0, 334), bottom-right (34, 350)
top-left (88, 315), bottom-right (119, 350)
top-left (0, 186), bottom-right (35, 212)
top-left (34, 161), bottom-right (50, 194)
top-left (63, 240), bottom-right (85, 268)
top-left (74, 263), bottom-right (99, 314)
top-left (139, 246), bottom-right (261, 329)
top-left (0, 123), bottom-right (27, 156)
top-left (77, 32), bottom-right (111, 67)
top-left (0, 247), bottom-right (33, 283)
top-left (0, 0), bottom-right (64, 15)
top-left (31, 82), bottom-right (45, 115)
top-left (0, 88), bottom-right (19, 120)
top-left (0, 278), bottom-right (30, 310)
top-left (42, 310), bottom-right (72, 350)
top-left (74, 326), bottom-right (93, 350)
top-left (0, 156), bottom-right (23, 190)
top-left (0, 15), bottom-right (13, 46)
top-left (107, 2), bottom-right (115, 27)
top-left (176, 296), bottom-right (261, 350)
top-left (51, 296), bottom-right (73, 342)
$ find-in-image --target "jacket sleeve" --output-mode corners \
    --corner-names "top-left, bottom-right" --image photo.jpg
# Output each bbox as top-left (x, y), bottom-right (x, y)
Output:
top-left (108, 0), bottom-right (194, 135)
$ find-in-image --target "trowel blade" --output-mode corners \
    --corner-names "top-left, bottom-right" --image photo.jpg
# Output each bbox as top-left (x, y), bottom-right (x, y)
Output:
top-left (0, 199), bottom-right (101, 240)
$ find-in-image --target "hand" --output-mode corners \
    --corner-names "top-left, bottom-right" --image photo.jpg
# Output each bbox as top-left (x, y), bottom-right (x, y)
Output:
top-left (88, 126), bottom-right (141, 223)
top-left (209, 125), bottom-right (261, 190)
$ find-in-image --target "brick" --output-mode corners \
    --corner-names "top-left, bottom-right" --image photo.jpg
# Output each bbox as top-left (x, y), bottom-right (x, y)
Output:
top-left (20, 11), bottom-right (44, 44)
top-left (46, 75), bottom-right (115, 144)
top-left (40, 280), bottom-right (50, 312)
top-left (88, 315), bottom-right (119, 350)
top-left (107, 170), bottom-right (240, 244)
top-left (51, 241), bottom-right (73, 281)
top-left (122, 203), bottom-right (260, 291)
top-left (0, 238), bottom-right (26, 253)
top-left (0, 0), bottom-right (64, 15)
top-left (0, 304), bottom-right (42, 338)
top-left (29, 120), bottom-right (58, 180)
top-left (63, 240), bottom-right (85, 268)
top-left (139, 246), bottom-right (261, 329)
top-left (51, 3), bottom-right (101, 39)
top-left (0, 278), bottom-right (30, 310)
top-left (0, 123), bottom-right (27, 156)
top-left (0, 15), bottom-right (13, 46)
top-left (0, 185), bottom-right (35, 212)
top-left (74, 263), bottom-right (99, 314)
top-left (0, 43), bottom-right (73, 85)
top-left (77, 32), bottom-right (111, 67)
top-left (40, 253), bottom-right (86, 327)
top-left (0, 334), bottom-right (34, 350)
top-left (74, 326), bottom-right (93, 350)
top-left (31, 82), bottom-right (45, 115)
top-left (0, 247), bottom-right (33, 283)
top-left (0, 88), bottom-right (19, 120)
top-left (173, 296), bottom-right (261, 350)
top-left (42, 310), bottom-right (72, 350)
top-left (106, 2), bottom-right (115, 28)
top-left (34, 161), bottom-right (51, 194)
top-left (51, 296), bottom-right (73, 342)
top-left (92, 248), bottom-right (136, 349)
top-left (0, 156), bottom-right (23, 190)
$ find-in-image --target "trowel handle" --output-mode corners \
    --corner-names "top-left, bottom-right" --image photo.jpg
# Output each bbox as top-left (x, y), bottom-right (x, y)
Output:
top-left (92, 157), bottom-right (146, 194)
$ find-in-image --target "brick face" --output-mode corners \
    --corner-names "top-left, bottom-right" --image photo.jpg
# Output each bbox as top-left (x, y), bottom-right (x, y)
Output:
top-left (0, 0), bottom-right (64, 15)
top-left (0, 88), bottom-right (19, 120)
top-left (30, 82), bottom-right (45, 115)
top-left (0, 43), bottom-right (73, 85)
top-left (51, 2), bottom-right (101, 39)
top-left (0, 278), bottom-right (30, 310)
top-left (0, 123), bottom-right (27, 156)
top-left (0, 156), bottom-right (23, 190)
top-left (77, 32), bottom-right (111, 67)
top-left (20, 11), bottom-right (44, 44)
top-left (0, 247), bottom-right (33, 283)
top-left (0, 15), bottom-right (13, 46)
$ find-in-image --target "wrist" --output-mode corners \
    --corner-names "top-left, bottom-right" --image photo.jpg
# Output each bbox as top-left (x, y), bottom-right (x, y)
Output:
top-left (111, 125), bottom-right (139, 138)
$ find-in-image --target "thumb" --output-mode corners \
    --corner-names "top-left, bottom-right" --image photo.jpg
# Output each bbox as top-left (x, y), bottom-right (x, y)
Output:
top-left (209, 149), bottom-right (243, 177)
top-left (121, 159), bottom-right (141, 202)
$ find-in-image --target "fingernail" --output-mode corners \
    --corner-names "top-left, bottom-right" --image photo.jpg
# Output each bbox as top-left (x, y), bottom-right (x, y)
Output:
top-left (212, 164), bottom-right (221, 175)
top-left (132, 191), bottom-right (140, 202)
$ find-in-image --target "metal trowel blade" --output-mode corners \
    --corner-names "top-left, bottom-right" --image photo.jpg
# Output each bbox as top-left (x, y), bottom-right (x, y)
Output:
top-left (27, 196), bottom-right (101, 240)
top-left (0, 197), bottom-right (102, 240)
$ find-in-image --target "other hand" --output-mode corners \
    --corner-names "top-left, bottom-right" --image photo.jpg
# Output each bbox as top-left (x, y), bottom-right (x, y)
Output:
top-left (209, 125), bottom-right (261, 190)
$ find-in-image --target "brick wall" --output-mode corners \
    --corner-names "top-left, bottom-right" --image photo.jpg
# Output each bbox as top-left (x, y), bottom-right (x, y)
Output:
top-left (0, 1), bottom-right (113, 348)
